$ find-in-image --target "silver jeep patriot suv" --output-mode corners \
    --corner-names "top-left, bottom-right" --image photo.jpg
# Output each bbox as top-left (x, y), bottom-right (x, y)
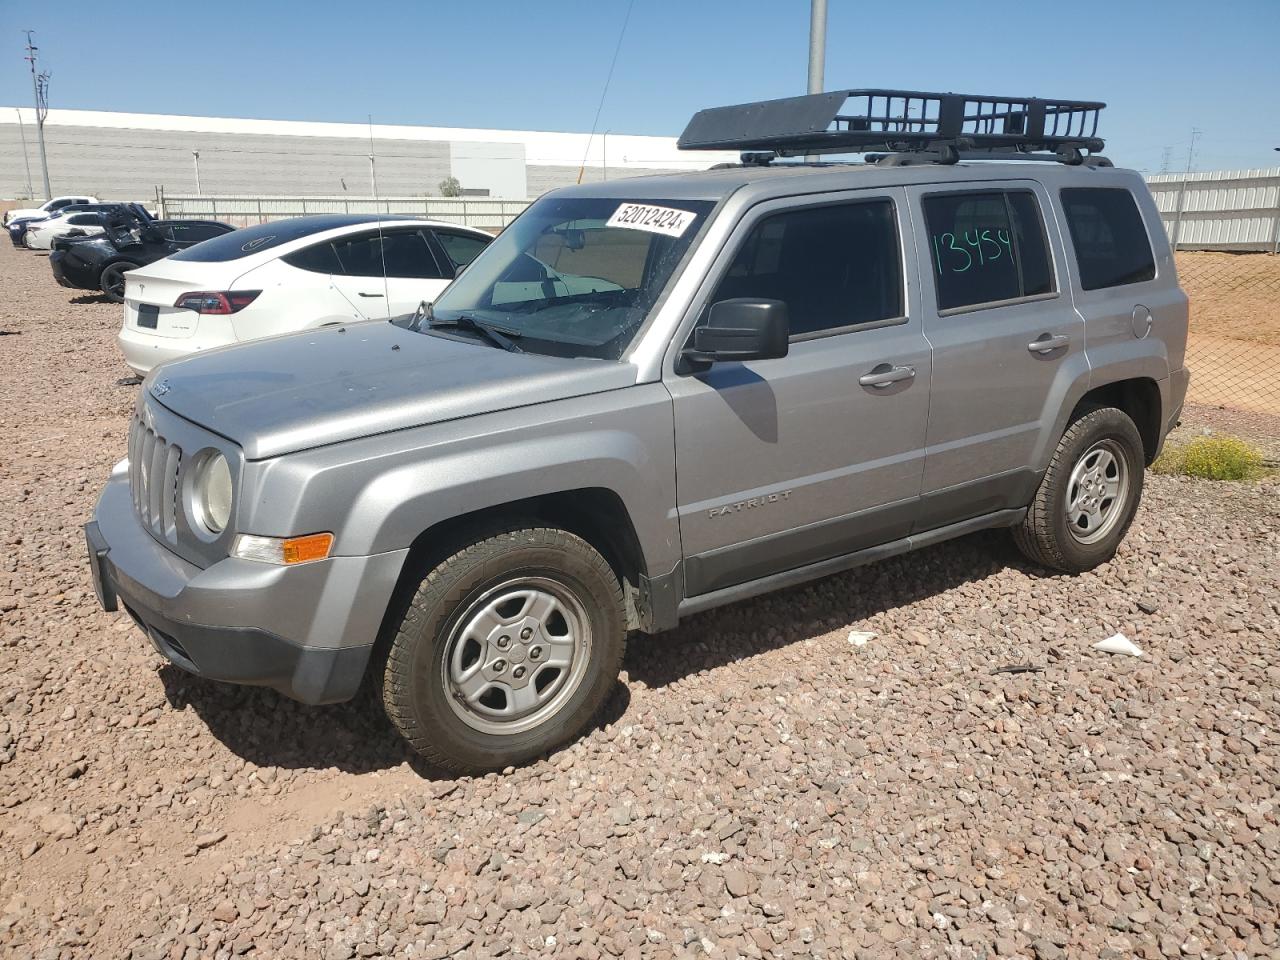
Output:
top-left (86, 91), bottom-right (1189, 772)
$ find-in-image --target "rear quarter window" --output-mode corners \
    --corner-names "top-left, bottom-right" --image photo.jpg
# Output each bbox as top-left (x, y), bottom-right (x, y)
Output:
top-left (1059, 187), bottom-right (1156, 291)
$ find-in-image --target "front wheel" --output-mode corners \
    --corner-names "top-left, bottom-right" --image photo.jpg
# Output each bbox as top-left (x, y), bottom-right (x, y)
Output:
top-left (1013, 406), bottom-right (1145, 573)
top-left (381, 526), bottom-right (626, 773)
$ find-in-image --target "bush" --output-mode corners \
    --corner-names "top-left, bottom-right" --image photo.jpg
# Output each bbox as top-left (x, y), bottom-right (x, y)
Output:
top-left (1152, 435), bottom-right (1267, 481)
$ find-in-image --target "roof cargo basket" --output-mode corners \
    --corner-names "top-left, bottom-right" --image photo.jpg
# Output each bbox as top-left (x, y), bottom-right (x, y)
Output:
top-left (678, 89), bottom-right (1106, 165)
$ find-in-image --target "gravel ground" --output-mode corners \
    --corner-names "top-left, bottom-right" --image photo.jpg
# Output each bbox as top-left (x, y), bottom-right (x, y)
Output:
top-left (2, 244), bottom-right (1279, 960)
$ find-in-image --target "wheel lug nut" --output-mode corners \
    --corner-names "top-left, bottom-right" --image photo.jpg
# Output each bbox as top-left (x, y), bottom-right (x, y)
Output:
top-left (513, 666), bottom-right (526, 679)
top-left (529, 646), bottom-right (542, 661)
top-left (492, 659), bottom-right (506, 672)
top-left (497, 636), bottom-right (510, 648)
top-left (520, 627), bottom-right (533, 640)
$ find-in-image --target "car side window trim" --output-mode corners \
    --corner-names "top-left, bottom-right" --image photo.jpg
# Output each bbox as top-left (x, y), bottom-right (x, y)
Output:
top-left (919, 187), bottom-right (1060, 317)
top-left (691, 194), bottom-right (910, 348)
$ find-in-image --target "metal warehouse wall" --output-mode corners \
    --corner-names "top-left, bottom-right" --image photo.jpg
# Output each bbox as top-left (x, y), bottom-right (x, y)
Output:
top-left (0, 110), bottom-right (716, 202)
top-left (1146, 167), bottom-right (1280, 252)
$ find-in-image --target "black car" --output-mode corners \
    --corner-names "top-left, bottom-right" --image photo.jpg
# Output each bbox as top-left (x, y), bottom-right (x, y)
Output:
top-left (50, 218), bottom-right (235, 302)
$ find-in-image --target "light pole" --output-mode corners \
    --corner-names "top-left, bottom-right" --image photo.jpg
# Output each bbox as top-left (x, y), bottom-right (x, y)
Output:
top-left (192, 151), bottom-right (202, 194)
top-left (805, 0), bottom-right (827, 161)
top-left (23, 30), bottom-right (52, 199)
top-left (807, 0), bottom-right (827, 96)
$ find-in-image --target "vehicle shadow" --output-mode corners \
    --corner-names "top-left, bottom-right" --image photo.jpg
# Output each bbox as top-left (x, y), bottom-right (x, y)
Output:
top-left (624, 528), bottom-right (1031, 690)
top-left (69, 293), bottom-right (112, 305)
top-left (159, 665), bottom-right (631, 779)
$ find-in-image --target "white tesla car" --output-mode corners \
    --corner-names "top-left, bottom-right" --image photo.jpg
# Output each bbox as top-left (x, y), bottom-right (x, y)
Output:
top-left (118, 215), bottom-right (492, 375)
top-left (24, 210), bottom-right (113, 249)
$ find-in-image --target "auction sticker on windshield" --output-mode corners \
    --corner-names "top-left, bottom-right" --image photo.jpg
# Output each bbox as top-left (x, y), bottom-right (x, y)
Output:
top-left (607, 203), bottom-right (698, 238)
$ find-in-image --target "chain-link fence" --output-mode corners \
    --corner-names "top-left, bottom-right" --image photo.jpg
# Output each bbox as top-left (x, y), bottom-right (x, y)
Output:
top-left (1177, 252), bottom-right (1280, 417)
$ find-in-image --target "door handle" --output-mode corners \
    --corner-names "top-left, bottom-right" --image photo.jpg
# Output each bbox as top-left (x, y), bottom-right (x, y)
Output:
top-left (1027, 334), bottom-right (1070, 354)
top-left (357, 291), bottom-right (385, 298)
top-left (858, 364), bottom-right (916, 388)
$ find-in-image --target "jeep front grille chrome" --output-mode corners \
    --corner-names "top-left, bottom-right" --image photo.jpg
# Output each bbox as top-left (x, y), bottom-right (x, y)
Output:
top-left (128, 414), bottom-right (183, 543)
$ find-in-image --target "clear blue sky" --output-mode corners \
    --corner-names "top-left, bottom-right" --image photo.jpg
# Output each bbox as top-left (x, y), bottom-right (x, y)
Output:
top-left (2, 0), bottom-right (1277, 173)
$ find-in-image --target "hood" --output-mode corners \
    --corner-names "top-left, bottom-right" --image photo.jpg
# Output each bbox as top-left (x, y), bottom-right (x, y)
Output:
top-left (148, 321), bottom-right (638, 459)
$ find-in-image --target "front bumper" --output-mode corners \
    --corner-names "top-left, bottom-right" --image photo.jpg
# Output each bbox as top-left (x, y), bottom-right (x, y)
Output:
top-left (85, 468), bottom-right (408, 704)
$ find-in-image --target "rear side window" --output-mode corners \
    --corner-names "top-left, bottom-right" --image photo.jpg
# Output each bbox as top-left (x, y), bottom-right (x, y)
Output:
top-left (710, 199), bottom-right (903, 337)
top-left (1060, 188), bottom-right (1155, 290)
top-left (283, 241), bottom-right (343, 274)
top-left (923, 190), bottom-right (1054, 312)
top-left (331, 229), bottom-right (446, 280)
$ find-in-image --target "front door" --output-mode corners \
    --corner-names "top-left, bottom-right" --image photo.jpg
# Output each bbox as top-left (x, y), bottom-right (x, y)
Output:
top-left (906, 181), bottom-right (1088, 530)
top-left (667, 189), bottom-right (933, 597)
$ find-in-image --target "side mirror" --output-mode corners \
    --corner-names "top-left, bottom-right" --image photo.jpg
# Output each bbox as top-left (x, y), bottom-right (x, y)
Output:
top-left (683, 298), bottom-right (789, 365)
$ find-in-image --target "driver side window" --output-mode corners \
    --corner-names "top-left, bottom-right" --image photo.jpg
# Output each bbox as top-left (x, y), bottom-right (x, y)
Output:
top-left (708, 199), bottom-right (904, 339)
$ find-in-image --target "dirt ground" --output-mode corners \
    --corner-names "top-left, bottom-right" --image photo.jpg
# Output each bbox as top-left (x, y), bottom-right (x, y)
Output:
top-left (1178, 252), bottom-right (1280, 347)
top-left (1, 245), bottom-right (1279, 959)
top-left (1178, 252), bottom-right (1280, 416)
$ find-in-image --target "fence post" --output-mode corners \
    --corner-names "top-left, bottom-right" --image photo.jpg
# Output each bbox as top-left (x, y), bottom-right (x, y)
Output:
top-left (1272, 206), bottom-right (1280, 256)
top-left (257, 198), bottom-right (264, 225)
top-left (211, 197), bottom-right (217, 219)
top-left (1170, 177), bottom-right (1188, 252)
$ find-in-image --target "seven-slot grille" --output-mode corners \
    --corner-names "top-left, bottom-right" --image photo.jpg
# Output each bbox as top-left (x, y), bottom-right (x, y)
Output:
top-left (128, 414), bottom-right (183, 542)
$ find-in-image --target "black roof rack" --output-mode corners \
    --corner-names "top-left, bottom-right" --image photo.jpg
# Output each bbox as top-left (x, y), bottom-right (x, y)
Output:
top-left (678, 89), bottom-right (1106, 165)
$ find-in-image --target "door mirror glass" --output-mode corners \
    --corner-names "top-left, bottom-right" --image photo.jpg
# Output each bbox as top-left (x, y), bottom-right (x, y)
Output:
top-left (684, 298), bottom-right (790, 365)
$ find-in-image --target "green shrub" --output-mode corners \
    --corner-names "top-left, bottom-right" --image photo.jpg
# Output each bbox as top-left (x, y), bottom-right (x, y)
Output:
top-left (1152, 435), bottom-right (1267, 481)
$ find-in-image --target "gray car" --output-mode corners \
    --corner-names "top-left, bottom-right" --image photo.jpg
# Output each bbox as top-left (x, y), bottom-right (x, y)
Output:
top-left (86, 92), bottom-right (1189, 773)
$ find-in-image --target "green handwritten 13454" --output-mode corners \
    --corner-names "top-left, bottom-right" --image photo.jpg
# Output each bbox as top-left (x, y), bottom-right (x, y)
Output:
top-left (932, 228), bottom-right (1013, 274)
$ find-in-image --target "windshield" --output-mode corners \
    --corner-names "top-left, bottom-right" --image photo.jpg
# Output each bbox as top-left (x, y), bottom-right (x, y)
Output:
top-left (422, 196), bottom-right (714, 360)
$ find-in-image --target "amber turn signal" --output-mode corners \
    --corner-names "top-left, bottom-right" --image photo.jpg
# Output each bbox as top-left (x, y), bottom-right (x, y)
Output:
top-left (231, 532), bottom-right (334, 565)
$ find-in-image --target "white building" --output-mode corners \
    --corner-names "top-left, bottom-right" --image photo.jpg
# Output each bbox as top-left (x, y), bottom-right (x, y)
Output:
top-left (0, 107), bottom-right (737, 201)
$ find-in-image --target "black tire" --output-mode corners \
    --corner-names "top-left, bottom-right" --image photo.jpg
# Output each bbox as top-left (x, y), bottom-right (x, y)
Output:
top-left (1013, 406), bottom-right (1145, 573)
top-left (381, 526), bottom-right (625, 773)
top-left (99, 262), bottom-right (133, 303)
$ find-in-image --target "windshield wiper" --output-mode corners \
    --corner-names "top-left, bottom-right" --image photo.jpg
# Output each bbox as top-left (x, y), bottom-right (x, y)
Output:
top-left (427, 314), bottom-right (523, 353)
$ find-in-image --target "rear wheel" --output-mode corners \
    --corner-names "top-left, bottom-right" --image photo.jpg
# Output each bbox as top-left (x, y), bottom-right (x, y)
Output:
top-left (381, 526), bottom-right (626, 773)
top-left (1013, 406), bottom-right (1145, 573)
top-left (99, 262), bottom-right (133, 303)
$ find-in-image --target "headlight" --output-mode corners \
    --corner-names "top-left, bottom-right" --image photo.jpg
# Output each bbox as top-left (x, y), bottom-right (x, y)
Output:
top-left (193, 452), bottom-right (233, 533)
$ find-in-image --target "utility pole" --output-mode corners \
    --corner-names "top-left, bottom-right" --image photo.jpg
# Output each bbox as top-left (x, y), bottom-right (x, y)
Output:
top-left (602, 130), bottom-right (610, 181)
top-left (1159, 146), bottom-right (1172, 175)
top-left (14, 109), bottom-right (34, 198)
top-left (23, 30), bottom-right (52, 199)
top-left (192, 151), bottom-right (202, 194)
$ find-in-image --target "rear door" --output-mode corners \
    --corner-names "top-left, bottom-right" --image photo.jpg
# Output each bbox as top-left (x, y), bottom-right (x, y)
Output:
top-left (328, 227), bottom-right (452, 318)
top-left (667, 188), bottom-right (932, 597)
top-left (906, 180), bottom-right (1087, 529)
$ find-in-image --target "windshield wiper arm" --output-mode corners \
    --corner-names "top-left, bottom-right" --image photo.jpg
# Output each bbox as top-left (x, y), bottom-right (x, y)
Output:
top-left (427, 314), bottom-right (523, 353)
